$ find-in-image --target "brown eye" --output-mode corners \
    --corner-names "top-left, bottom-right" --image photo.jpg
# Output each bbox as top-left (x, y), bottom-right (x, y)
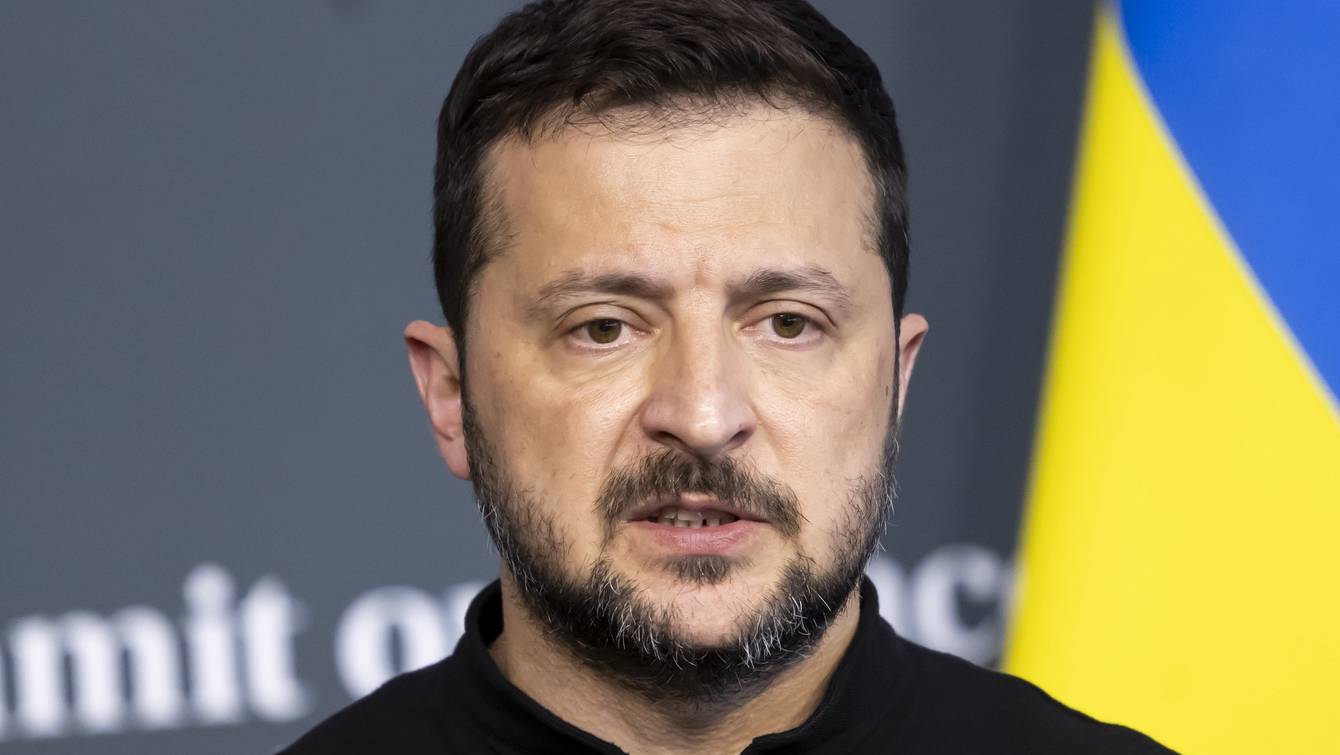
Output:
top-left (585, 319), bottom-right (623, 344)
top-left (770, 313), bottom-right (808, 339)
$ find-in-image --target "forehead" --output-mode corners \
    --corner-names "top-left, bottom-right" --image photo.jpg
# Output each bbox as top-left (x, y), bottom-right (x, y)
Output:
top-left (482, 105), bottom-right (881, 291)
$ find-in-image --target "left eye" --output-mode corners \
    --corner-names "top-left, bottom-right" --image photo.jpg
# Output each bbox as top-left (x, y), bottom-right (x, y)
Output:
top-left (583, 319), bottom-right (624, 344)
top-left (769, 313), bottom-right (809, 339)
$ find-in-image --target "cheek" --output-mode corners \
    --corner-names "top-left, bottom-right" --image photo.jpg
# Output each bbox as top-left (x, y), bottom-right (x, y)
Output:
top-left (472, 347), bottom-right (648, 518)
top-left (755, 342), bottom-right (894, 536)
top-left (763, 344), bottom-right (893, 466)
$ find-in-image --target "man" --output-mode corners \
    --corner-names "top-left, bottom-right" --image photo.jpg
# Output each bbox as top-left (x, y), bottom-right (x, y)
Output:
top-left (286, 1), bottom-right (1170, 752)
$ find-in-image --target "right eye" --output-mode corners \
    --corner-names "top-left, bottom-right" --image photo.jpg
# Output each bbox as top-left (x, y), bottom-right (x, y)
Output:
top-left (582, 319), bottom-right (624, 345)
top-left (769, 312), bottom-right (810, 339)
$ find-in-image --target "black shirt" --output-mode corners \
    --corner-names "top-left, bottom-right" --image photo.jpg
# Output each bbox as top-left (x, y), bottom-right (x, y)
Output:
top-left (283, 579), bottom-right (1173, 753)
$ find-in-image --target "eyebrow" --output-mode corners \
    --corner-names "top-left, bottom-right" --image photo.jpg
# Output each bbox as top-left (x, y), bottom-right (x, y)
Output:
top-left (527, 264), bottom-right (855, 316)
top-left (728, 265), bottom-right (855, 316)
top-left (528, 271), bottom-right (675, 316)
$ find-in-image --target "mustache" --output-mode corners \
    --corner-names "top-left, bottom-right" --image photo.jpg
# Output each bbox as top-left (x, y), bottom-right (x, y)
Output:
top-left (597, 449), bottom-right (803, 539)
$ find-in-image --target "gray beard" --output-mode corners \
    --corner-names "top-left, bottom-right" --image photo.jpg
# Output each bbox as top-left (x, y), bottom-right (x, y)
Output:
top-left (462, 399), bottom-right (896, 705)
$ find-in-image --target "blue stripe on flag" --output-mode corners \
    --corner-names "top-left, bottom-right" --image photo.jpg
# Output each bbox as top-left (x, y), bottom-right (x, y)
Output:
top-left (1119, 0), bottom-right (1340, 400)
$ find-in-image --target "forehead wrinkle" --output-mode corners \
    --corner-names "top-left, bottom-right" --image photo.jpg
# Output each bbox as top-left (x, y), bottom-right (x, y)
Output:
top-left (490, 107), bottom-right (884, 317)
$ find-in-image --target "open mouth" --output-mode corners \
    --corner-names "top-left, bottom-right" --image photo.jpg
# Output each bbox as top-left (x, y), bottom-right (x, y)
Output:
top-left (624, 493), bottom-right (764, 529)
top-left (621, 494), bottom-right (769, 555)
top-left (643, 505), bottom-right (740, 528)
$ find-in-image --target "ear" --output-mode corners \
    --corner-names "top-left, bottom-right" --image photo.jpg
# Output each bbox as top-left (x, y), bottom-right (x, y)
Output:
top-left (405, 320), bottom-right (471, 480)
top-left (894, 313), bottom-right (929, 420)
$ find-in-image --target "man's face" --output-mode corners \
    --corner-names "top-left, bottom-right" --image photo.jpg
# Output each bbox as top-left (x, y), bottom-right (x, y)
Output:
top-left (434, 105), bottom-right (923, 674)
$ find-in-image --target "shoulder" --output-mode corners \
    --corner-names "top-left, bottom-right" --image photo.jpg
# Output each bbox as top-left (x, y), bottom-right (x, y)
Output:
top-left (278, 658), bottom-right (457, 754)
top-left (896, 637), bottom-right (1176, 754)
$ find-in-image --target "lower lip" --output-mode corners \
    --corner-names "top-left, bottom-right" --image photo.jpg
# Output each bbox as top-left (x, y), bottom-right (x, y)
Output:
top-left (624, 519), bottom-right (768, 554)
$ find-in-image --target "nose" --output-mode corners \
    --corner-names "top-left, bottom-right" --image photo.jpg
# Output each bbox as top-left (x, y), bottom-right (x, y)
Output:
top-left (639, 323), bottom-right (756, 460)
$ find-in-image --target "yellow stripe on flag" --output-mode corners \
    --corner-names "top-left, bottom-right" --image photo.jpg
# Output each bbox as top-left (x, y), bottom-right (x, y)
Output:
top-left (1004, 8), bottom-right (1340, 754)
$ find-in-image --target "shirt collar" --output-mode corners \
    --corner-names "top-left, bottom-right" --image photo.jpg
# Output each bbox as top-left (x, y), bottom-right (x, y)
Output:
top-left (452, 577), bottom-right (909, 753)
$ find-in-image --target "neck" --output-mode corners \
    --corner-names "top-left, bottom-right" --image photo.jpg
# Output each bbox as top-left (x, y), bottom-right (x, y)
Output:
top-left (488, 577), bottom-right (863, 755)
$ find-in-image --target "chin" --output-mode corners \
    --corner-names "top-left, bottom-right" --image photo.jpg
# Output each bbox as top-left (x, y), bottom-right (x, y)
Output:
top-left (656, 598), bottom-right (755, 646)
top-left (635, 557), bottom-right (781, 641)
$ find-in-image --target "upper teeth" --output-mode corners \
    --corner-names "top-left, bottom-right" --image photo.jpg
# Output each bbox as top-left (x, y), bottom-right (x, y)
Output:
top-left (652, 507), bottom-right (740, 528)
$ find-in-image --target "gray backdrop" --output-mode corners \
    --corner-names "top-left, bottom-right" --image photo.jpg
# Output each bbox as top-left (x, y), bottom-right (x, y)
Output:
top-left (0, 2), bottom-right (1093, 752)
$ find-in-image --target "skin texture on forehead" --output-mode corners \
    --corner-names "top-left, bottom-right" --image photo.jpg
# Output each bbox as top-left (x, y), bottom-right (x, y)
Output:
top-left (482, 104), bottom-right (883, 308)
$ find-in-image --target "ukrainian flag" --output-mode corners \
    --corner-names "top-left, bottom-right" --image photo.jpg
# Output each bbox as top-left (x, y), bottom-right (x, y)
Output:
top-left (1004, 2), bottom-right (1339, 753)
